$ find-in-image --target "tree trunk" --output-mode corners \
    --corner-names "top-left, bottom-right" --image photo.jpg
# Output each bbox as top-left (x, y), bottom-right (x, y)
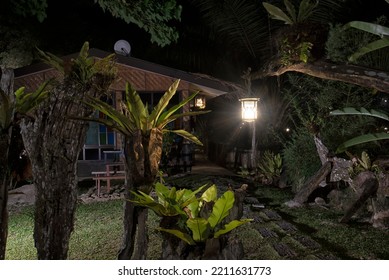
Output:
top-left (118, 128), bottom-right (162, 260)
top-left (20, 75), bottom-right (114, 259)
top-left (250, 60), bottom-right (389, 94)
top-left (20, 89), bottom-right (88, 259)
top-left (340, 171), bottom-right (378, 223)
top-left (0, 68), bottom-right (14, 260)
top-left (289, 161), bottom-right (332, 206)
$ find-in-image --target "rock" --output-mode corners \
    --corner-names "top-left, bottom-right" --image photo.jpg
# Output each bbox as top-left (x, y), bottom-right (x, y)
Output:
top-left (244, 196), bottom-right (259, 204)
top-left (371, 210), bottom-right (389, 229)
top-left (284, 200), bottom-right (302, 208)
top-left (8, 184), bottom-right (35, 206)
top-left (314, 197), bottom-right (326, 206)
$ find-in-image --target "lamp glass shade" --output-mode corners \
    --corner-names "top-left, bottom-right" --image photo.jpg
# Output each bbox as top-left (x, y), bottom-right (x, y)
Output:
top-left (195, 96), bottom-right (206, 109)
top-left (239, 97), bottom-right (259, 122)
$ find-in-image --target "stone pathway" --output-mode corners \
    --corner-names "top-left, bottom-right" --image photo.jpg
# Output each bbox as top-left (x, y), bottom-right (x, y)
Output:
top-left (243, 198), bottom-right (339, 260)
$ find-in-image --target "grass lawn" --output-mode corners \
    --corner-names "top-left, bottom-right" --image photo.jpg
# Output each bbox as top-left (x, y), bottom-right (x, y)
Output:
top-left (6, 181), bottom-right (389, 260)
top-left (6, 199), bottom-right (162, 260)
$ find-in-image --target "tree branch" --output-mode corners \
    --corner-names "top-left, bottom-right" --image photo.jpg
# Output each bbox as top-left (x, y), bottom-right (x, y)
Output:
top-left (250, 60), bottom-right (389, 94)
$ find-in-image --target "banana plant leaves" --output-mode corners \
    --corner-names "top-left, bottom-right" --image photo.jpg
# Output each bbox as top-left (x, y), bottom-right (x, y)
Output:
top-left (330, 107), bottom-right (389, 153)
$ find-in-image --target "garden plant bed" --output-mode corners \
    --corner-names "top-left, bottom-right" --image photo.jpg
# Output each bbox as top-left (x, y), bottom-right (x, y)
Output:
top-left (6, 174), bottom-right (389, 260)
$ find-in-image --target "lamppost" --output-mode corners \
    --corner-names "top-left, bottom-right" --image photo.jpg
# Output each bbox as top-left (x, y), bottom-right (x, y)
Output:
top-left (239, 97), bottom-right (260, 169)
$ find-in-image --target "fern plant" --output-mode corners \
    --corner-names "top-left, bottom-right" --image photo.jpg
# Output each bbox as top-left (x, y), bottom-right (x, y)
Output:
top-left (257, 150), bottom-right (283, 185)
top-left (348, 151), bottom-right (380, 178)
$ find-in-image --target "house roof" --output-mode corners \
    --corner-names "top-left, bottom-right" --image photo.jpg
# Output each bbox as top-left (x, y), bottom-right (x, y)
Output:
top-left (14, 48), bottom-right (243, 98)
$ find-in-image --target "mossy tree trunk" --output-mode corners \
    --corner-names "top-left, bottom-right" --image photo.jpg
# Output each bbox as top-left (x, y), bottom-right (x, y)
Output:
top-left (118, 128), bottom-right (162, 260)
top-left (20, 76), bottom-right (113, 259)
top-left (0, 68), bottom-right (14, 260)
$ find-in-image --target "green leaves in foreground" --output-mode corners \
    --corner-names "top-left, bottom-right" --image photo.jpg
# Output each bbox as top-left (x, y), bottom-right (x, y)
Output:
top-left (154, 184), bottom-right (252, 244)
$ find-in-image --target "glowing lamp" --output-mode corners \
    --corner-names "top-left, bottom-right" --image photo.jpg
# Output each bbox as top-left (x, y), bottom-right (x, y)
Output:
top-left (194, 96), bottom-right (206, 109)
top-left (239, 97), bottom-right (260, 122)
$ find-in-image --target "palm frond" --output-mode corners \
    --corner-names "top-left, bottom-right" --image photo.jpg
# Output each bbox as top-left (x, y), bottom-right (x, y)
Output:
top-left (149, 79), bottom-right (180, 127)
top-left (158, 110), bottom-right (211, 129)
top-left (15, 80), bottom-right (52, 115)
top-left (190, 0), bottom-right (268, 58)
top-left (164, 129), bottom-right (203, 146)
top-left (124, 83), bottom-right (147, 131)
top-left (337, 133), bottom-right (389, 153)
top-left (330, 107), bottom-right (389, 121)
top-left (157, 91), bottom-right (198, 126)
top-left (83, 97), bottom-right (135, 135)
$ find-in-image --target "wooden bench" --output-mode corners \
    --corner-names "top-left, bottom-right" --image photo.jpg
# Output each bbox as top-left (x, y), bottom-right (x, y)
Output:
top-left (92, 170), bottom-right (125, 196)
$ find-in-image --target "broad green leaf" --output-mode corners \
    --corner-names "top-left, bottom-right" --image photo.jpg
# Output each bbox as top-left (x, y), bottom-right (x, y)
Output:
top-left (158, 110), bottom-right (211, 129)
top-left (83, 96), bottom-right (135, 134)
top-left (263, 2), bottom-right (293, 24)
top-left (165, 129), bottom-right (203, 146)
top-left (186, 218), bottom-right (210, 242)
top-left (284, 0), bottom-right (296, 23)
top-left (214, 219), bottom-right (253, 238)
top-left (186, 199), bottom-right (199, 218)
top-left (15, 80), bottom-right (51, 115)
top-left (125, 83), bottom-right (147, 130)
top-left (344, 21), bottom-right (389, 37)
top-left (157, 228), bottom-right (196, 245)
top-left (36, 48), bottom-right (65, 74)
top-left (349, 38), bottom-right (389, 62)
top-left (155, 182), bottom-right (171, 203)
top-left (207, 190), bottom-right (235, 229)
top-left (298, 0), bottom-right (318, 22)
top-left (157, 90), bottom-right (198, 126)
top-left (336, 133), bottom-right (389, 153)
top-left (201, 184), bottom-right (217, 202)
top-left (129, 191), bottom-right (167, 216)
top-left (150, 79), bottom-right (180, 126)
top-left (330, 107), bottom-right (389, 121)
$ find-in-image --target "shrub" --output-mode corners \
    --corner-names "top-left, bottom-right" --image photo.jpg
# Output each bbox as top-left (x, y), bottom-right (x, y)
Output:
top-left (282, 127), bottom-right (321, 192)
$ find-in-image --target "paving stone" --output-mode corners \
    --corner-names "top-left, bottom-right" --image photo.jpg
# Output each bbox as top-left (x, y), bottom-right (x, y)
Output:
top-left (263, 209), bottom-right (282, 220)
top-left (252, 216), bottom-right (264, 224)
top-left (315, 252), bottom-right (339, 260)
top-left (273, 243), bottom-right (297, 258)
top-left (256, 227), bottom-right (279, 238)
top-left (276, 220), bottom-right (297, 233)
top-left (244, 196), bottom-right (259, 204)
top-left (294, 235), bottom-right (321, 250)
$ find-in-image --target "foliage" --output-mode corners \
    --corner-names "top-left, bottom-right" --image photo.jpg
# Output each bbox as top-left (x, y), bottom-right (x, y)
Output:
top-left (131, 182), bottom-right (252, 245)
top-left (326, 16), bottom-right (389, 71)
top-left (10, 0), bottom-right (48, 22)
top-left (95, 0), bottom-right (181, 46)
top-left (257, 150), bottom-right (283, 184)
top-left (280, 38), bottom-right (313, 65)
top-left (5, 0), bottom-right (181, 47)
top-left (263, 0), bottom-right (319, 25)
top-left (157, 184), bottom-right (252, 244)
top-left (82, 79), bottom-right (208, 146)
top-left (344, 17), bottom-right (389, 63)
top-left (330, 107), bottom-right (389, 153)
top-left (348, 151), bottom-right (380, 178)
top-left (130, 182), bottom-right (207, 218)
top-left (282, 127), bottom-right (321, 192)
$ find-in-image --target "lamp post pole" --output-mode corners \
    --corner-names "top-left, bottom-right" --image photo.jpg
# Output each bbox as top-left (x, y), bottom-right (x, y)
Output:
top-left (239, 97), bottom-right (260, 169)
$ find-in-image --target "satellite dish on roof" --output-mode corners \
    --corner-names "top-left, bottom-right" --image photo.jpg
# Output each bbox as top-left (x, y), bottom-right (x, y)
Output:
top-left (114, 40), bottom-right (131, 56)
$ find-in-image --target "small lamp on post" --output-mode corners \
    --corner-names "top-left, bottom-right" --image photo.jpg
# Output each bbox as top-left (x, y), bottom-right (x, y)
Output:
top-left (194, 95), bottom-right (206, 109)
top-left (239, 97), bottom-right (260, 168)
